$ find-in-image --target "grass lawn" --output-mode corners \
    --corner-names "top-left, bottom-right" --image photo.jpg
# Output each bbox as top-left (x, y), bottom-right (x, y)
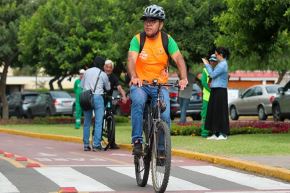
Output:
top-left (1, 123), bottom-right (290, 156)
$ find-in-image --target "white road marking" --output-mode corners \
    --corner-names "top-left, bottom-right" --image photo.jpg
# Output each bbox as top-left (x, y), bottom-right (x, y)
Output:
top-left (0, 172), bottom-right (19, 193)
top-left (35, 167), bottom-right (113, 192)
top-left (108, 166), bottom-right (209, 191)
top-left (182, 166), bottom-right (290, 190)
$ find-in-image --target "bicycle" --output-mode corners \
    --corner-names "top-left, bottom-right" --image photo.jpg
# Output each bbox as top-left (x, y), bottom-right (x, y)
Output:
top-left (134, 79), bottom-right (179, 193)
top-left (92, 93), bottom-right (119, 150)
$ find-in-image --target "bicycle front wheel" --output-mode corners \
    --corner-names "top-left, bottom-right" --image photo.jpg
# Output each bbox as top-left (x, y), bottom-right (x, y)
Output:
top-left (134, 115), bottom-right (150, 187)
top-left (151, 121), bottom-right (171, 193)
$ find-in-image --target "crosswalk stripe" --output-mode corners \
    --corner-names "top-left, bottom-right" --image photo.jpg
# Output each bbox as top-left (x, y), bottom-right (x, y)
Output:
top-left (181, 166), bottom-right (290, 190)
top-left (35, 167), bottom-right (113, 192)
top-left (0, 172), bottom-right (20, 193)
top-left (108, 166), bottom-right (210, 191)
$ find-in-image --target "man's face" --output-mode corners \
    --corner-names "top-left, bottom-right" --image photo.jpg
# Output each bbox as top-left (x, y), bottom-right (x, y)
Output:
top-left (104, 63), bottom-right (113, 75)
top-left (143, 18), bottom-right (163, 38)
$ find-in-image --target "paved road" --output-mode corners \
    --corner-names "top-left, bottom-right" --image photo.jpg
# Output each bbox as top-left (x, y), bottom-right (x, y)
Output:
top-left (1, 133), bottom-right (290, 193)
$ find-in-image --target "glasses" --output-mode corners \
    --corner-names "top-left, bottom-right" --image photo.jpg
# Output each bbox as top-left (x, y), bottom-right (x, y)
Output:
top-left (144, 19), bottom-right (159, 25)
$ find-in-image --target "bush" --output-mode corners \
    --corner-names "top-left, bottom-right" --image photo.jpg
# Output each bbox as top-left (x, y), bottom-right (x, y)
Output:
top-left (171, 121), bottom-right (289, 136)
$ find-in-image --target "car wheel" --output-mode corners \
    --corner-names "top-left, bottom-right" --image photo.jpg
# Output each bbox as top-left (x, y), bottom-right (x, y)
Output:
top-left (27, 109), bottom-right (33, 119)
top-left (258, 106), bottom-right (267, 120)
top-left (191, 113), bottom-right (201, 121)
top-left (45, 108), bottom-right (51, 117)
top-left (72, 105), bottom-right (76, 118)
top-left (230, 106), bottom-right (239, 120)
top-left (15, 108), bottom-right (22, 119)
top-left (272, 104), bottom-right (285, 122)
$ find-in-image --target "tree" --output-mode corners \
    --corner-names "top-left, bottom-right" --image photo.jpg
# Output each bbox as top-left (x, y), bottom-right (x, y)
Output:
top-left (0, 0), bottom-right (45, 119)
top-left (214, 0), bottom-right (290, 82)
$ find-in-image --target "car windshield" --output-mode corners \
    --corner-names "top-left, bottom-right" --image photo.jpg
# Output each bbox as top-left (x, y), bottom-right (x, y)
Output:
top-left (23, 95), bottom-right (38, 103)
top-left (50, 92), bottom-right (71, 98)
top-left (266, 85), bottom-right (280, 94)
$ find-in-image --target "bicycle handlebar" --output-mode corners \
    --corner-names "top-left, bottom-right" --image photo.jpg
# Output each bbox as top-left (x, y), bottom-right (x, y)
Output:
top-left (142, 80), bottom-right (180, 88)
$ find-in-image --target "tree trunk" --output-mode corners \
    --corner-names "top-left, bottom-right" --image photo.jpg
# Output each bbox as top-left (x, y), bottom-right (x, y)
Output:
top-left (276, 70), bottom-right (287, 84)
top-left (49, 75), bottom-right (60, 90)
top-left (0, 61), bottom-right (10, 119)
top-left (57, 76), bottom-right (66, 90)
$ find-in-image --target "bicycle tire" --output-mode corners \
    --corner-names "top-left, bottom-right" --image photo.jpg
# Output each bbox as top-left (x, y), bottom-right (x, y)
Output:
top-left (134, 108), bottom-right (151, 187)
top-left (101, 115), bottom-right (114, 150)
top-left (151, 120), bottom-right (171, 193)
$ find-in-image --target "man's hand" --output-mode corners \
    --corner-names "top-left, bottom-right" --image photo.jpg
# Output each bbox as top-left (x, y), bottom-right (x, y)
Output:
top-left (130, 77), bottom-right (143, 87)
top-left (179, 78), bottom-right (188, 90)
top-left (121, 96), bottom-right (128, 104)
top-left (202, 58), bottom-right (209, 65)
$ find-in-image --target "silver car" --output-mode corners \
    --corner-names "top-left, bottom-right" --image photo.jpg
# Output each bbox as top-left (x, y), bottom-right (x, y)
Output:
top-left (46, 91), bottom-right (75, 116)
top-left (272, 80), bottom-right (290, 121)
top-left (229, 84), bottom-right (281, 120)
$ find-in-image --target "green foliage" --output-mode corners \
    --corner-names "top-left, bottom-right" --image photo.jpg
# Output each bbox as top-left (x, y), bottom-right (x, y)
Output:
top-left (214, 0), bottom-right (290, 71)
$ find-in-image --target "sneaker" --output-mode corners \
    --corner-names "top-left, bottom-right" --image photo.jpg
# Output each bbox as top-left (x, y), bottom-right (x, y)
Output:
top-left (84, 146), bottom-right (91, 151)
top-left (207, 135), bottom-right (218, 140)
top-left (92, 146), bottom-right (104, 151)
top-left (216, 135), bottom-right (227, 140)
top-left (132, 142), bottom-right (143, 156)
top-left (110, 143), bottom-right (120, 150)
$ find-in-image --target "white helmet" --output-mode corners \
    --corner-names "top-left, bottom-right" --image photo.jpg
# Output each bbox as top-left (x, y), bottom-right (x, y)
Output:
top-left (140, 5), bottom-right (165, 20)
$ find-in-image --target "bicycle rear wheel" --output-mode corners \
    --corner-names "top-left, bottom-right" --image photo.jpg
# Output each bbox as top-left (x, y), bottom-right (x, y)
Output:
top-left (101, 115), bottom-right (114, 150)
top-left (151, 121), bottom-right (171, 193)
top-left (134, 112), bottom-right (150, 187)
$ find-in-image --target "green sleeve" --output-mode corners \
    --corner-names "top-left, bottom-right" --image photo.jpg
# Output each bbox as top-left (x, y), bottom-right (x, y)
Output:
top-left (201, 69), bottom-right (210, 91)
top-left (129, 36), bottom-right (140, 52)
top-left (168, 36), bottom-right (180, 55)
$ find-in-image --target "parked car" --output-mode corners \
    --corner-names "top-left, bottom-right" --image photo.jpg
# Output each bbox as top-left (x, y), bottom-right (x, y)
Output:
top-left (169, 83), bottom-right (202, 120)
top-left (114, 92), bottom-right (131, 116)
top-left (272, 81), bottom-right (290, 122)
top-left (45, 91), bottom-right (75, 116)
top-left (227, 89), bottom-right (239, 105)
top-left (7, 92), bottom-right (39, 118)
top-left (229, 84), bottom-right (281, 120)
top-left (24, 94), bottom-right (55, 118)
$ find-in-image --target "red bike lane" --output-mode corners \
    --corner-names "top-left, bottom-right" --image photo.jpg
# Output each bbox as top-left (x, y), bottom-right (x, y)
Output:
top-left (0, 133), bottom-right (204, 167)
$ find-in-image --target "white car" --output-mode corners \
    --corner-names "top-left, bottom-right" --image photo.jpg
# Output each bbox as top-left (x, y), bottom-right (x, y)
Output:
top-left (228, 84), bottom-right (281, 120)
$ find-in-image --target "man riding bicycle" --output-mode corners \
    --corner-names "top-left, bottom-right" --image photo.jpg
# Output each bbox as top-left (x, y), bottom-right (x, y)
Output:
top-left (127, 4), bottom-right (188, 156)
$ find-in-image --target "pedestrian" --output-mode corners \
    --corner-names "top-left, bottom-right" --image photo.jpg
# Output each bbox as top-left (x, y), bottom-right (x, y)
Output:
top-left (103, 59), bottom-right (127, 149)
top-left (202, 47), bottom-right (230, 140)
top-left (73, 69), bottom-right (85, 129)
top-left (81, 56), bottom-right (110, 151)
top-left (178, 67), bottom-right (195, 124)
top-left (127, 4), bottom-right (188, 155)
top-left (200, 54), bottom-right (218, 137)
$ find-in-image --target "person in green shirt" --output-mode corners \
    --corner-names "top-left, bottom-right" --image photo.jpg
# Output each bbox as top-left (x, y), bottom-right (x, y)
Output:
top-left (200, 54), bottom-right (218, 137)
top-left (74, 69), bottom-right (85, 129)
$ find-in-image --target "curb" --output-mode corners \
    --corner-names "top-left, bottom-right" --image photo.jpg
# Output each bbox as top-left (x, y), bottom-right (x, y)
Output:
top-left (1, 128), bottom-right (289, 183)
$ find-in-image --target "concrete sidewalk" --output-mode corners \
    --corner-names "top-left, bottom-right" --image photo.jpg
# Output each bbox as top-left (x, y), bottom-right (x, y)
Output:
top-left (0, 127), bottom-right (290, 183)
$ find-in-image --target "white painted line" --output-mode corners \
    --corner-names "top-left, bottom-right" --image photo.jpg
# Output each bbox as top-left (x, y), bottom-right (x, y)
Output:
top-left (108, 166), bottom-right (209, 191)
top-left (182, 166), bottom-right (290, 190)
top-left (35, 167), bottom-right (113, 192)
top-left (0, 172), bottom-right (20, 193)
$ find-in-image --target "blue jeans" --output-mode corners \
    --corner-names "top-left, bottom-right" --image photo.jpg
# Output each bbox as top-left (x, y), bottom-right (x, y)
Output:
top-left (179, 97), bottom-right (190, 123)
top-left (130, 85), bottom-right (170, 143)
top-left (83, 94), bottom-right (104, 148)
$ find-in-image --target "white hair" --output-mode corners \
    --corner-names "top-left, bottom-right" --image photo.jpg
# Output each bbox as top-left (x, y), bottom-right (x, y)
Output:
top-left (79, 69), bottom-right (85, 74)
top-left (105, 59), bottom-right (114, 68)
